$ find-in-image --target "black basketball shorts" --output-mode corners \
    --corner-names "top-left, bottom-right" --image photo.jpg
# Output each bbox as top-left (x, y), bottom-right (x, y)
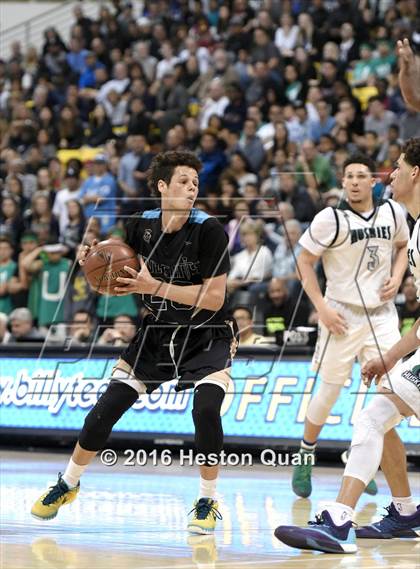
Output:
top-left (121, 314), bottom-right (239, 393)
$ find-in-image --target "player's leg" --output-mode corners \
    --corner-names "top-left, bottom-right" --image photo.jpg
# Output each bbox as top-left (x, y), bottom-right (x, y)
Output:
top-left (275, 388), bottom-right (417, 553)
top-left (356, 310), bottom-right (408, 500)
top-left (188, 368), bottom-right (231, 534)
top-left (31, 359), bottom-right (145, 520)
top-left (293, 315), bottom-right (357, 497)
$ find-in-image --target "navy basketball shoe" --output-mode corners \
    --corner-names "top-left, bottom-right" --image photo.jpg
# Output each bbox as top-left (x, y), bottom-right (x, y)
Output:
top-left (356, 503), bottom-right (420, 539)
top-left (274, 510), bottom-right (357, 553)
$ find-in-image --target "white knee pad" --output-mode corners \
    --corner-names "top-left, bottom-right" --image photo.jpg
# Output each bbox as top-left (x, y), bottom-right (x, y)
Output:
top-left (112, 365), bottom-right (147, 395)
top-left (344, 395), bottom-right (402, 485)
top-left (306, 382), bottom-right (342, 426)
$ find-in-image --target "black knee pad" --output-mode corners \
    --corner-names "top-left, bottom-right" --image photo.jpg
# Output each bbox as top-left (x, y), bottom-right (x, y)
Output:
top-left (192, 383), bottom-right (225, 460)
top-left (78, 380), bottom-right (139, 451)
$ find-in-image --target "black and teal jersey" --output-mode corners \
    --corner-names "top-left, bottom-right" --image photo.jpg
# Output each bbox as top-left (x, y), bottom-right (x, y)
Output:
top-left (125, 208), bottom-right (230, 326)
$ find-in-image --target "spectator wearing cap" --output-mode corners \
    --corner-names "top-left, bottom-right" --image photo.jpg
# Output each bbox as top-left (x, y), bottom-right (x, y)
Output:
top-left (52, 167), bottom-right (81, 234)
top-left (0, 238), bottom-right (17, 315)
top-left (7, 307), bottom-right (44, 342)
top-left (198, 130), bottom-right (227, 196)
top-left (86, 103), bottom-right (113, 147)
top-left (79, 154), bottom-right (117, 234)
top-left (21, 243), bottom-right (70, 329)
top-left (228, 221), bottom-right (273, 294)
top-left (0, 312), bottom-right (10, 343)
top-left (238, 118), bottom-right (266, 173)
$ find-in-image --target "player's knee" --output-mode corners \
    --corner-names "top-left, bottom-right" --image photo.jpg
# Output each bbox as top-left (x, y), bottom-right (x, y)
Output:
top-left (192, 383), bottom-right (225, 457)
top-left (306, 382), bottom-right (342, 425)
top-left (79, 380), bottom-right (138, 452)
top-left (351, 397), bottom-right (401, 447)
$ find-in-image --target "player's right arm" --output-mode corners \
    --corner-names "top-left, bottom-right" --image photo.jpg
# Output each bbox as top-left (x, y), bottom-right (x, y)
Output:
top-left (297, 248), bottom-right (348, 335)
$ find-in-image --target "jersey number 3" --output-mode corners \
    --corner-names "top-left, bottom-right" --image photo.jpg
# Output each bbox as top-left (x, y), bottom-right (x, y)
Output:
top-left (366, 246), bottom-right (379, 271)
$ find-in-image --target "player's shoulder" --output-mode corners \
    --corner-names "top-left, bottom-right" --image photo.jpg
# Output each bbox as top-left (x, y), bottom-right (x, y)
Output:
top-left (309, 206), bottom-right (338, 225)
top-left (189, 208), bottom-right (215, 225)
top-left (189, 208), bottom-right (225, 233)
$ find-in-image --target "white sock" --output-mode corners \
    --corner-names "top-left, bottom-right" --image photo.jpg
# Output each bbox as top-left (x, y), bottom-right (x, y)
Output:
top-left (301, 439), bottom-right (316, 452)
top-left (319, 501), bottom-right (354, 527)
top-left (62, 458), bottom-right (88, 488)
top-left (199, 477), bottom-right (217, 500)
top-left (392, 496), bottom-right (417, 516)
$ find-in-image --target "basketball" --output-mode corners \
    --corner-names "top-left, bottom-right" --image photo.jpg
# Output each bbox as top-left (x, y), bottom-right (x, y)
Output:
top-left (83, 239), bottom-right (140, 295)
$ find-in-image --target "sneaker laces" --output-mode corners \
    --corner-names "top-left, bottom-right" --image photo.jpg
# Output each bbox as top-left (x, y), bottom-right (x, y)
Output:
top-left (308, 512), bottom-right (357, 529)
top-left (308, 513), bottom-right (326, 526)
top-left (42, 473), bottom-right (69, 505)
top-left (189, 500), bottom-right (222, 521)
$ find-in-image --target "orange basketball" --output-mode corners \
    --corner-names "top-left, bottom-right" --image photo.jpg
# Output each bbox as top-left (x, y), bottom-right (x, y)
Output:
top-left (83, 239), bottom-right (140, 295)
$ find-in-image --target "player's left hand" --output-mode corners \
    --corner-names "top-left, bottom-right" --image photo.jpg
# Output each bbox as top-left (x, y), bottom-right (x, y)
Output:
top-left (114, 257), bottom-right (157, 296)
top-left (379, 276), bottom-right (400, 301)
top-left (397, 38), bottom-right (415, 70)
top-left (361, 353), bottom-right (396, 387)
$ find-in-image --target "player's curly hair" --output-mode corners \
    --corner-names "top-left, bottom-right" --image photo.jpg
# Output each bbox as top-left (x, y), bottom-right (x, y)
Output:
top-left (147, 151), bottom-right (202, 195)
top-left (403, 137), bottom-right (420, 168)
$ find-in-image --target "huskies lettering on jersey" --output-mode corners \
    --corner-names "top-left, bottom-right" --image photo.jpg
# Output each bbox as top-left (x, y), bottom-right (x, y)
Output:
top-left (350, 225), bottom-right (391, 244)
top-left (402, 365), bottom-right (420, 391)
top-left (147, 257), bottom-right (201, 281)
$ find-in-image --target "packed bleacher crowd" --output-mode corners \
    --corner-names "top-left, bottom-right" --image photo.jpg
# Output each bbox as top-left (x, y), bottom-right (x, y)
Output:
top-left (0, 0), bottom-right (419, 346)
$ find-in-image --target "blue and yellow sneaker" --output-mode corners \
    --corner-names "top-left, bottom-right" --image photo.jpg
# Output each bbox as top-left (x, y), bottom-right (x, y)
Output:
top-left (292, 450), bottom-right (314, 498)
top-left (274, 510), bottom-right (357, 553)
top-left (356, 503), bottom-right (420, 539)
top-left (31, 473), bottom-right (80, 520)
top-left (187, 498), bottom-right (222, 535)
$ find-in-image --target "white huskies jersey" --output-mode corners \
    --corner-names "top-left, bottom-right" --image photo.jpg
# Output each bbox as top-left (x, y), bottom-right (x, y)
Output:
top-left (299, 199), bottom-right (410, 308)
top-left (408, 216), bottom-right (420, 301)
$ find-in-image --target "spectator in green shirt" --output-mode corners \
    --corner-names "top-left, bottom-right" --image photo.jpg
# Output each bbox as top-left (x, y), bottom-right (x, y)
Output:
top-left (296, 139), bottom-right (335, 196)
top-left (0, 238), bottom-right (17, 315)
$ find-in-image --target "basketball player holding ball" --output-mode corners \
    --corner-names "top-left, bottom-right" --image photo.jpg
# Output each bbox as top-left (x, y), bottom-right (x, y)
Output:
top-left (31, 151), bottom-right (238, 535)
